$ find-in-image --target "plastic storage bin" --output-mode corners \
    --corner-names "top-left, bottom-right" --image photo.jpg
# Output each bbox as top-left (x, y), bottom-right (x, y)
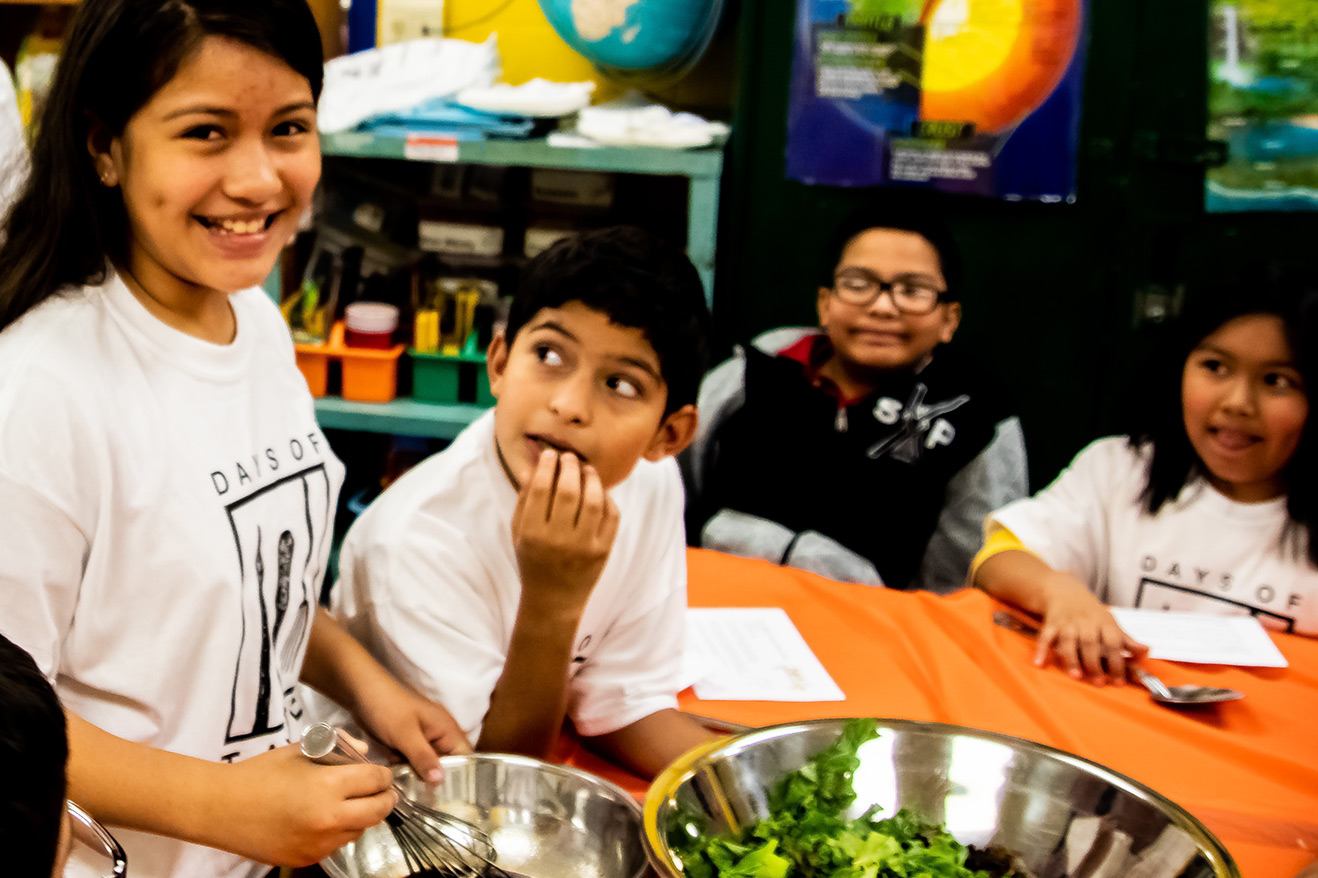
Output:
top-left (411, 349), bottom-right (494, 406)
top-left (296, 322), bottom-right (406, 403)
top-left (339, 324), bottom-right (405, 403)
top-left (294, 342), bottom-right (331, 397)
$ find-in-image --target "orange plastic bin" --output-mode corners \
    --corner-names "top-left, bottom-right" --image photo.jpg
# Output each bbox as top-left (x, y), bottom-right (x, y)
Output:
top-left (294, 343), bottom-right (331, 397)
top-left (334, 321), bottom-right (405, 403)
top-left (294, 322), bottom-right (405, 403)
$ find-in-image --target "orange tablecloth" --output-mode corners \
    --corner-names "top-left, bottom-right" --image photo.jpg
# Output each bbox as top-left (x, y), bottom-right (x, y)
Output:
top-left (565, 549), bottom-right (1318, 878)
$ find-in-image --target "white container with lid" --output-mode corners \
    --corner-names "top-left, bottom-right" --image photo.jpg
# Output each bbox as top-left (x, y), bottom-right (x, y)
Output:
top-left (344, 302), bottom-right (400, 349)
top-left (344, 301), bottom-right (400, 334)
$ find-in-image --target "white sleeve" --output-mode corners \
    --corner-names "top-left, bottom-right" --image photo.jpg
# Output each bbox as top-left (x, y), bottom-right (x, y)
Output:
top-left (568, 463), bottom-right (687, 737)
top-left (986, 437), bottom-right (1127, 595)
top-left (334, 520), bottom-right (508, 742)
top-left (0, 359), bottom-right (98, 678)
top-left (700, 508), bottom-right (795, 562)
top-left (0, 473), bottom-right (86, 677)
top-left (784, 529), bottom-right (884, 586)
top-left (917, 415), bottom-right (1029, 594)
top-left (679, 349), bottom-right (746, 504)
top-left (0, 59), bottom-right (26, 215)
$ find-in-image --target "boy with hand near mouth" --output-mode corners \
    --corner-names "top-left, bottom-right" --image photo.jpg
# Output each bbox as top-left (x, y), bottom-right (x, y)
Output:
top-left (330, 226), bottom-right (717, 778)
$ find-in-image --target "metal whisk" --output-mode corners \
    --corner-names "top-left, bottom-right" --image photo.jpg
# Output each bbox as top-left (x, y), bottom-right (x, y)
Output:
top-left (301, 722), bottom-right (515, 877)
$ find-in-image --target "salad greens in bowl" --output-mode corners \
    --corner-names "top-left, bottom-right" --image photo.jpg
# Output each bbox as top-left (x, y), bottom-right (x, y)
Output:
top-left (643, 718), bottom-right (1238, 878)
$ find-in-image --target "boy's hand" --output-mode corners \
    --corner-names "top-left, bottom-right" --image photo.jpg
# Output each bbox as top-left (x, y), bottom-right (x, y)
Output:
top-left (300, 609), bottom-right (470, 786)
top-left (1036, 572), bottom-right (1149, 686)
top-left (354, 687), bottom-right (472, 784)
top-left (512, 448), bottom-right (620, 618)
top-left (218, 741), bottom-right (396, 867)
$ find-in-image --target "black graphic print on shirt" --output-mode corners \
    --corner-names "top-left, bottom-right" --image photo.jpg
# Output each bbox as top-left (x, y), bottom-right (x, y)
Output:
top-left (1135, 576), bottom-right (1297, 631)
top-left (1130, 553), bottom-right (1304, 633)
top-left (867, 383), bottom-right (970, 463)
top-left (571, 634), bottom-right (593, 678)
top-left (222, 464), bottom-right (333, 757)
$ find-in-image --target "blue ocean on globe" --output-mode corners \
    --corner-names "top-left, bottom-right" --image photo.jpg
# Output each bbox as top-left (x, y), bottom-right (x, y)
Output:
top-left (537, 0), bottom-right (724, 77)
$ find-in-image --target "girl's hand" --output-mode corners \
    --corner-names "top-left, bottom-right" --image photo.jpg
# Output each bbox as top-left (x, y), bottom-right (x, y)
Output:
top-left (1036, 571), bottom-right (1149, 685)
top-left (353, 685), bottom-right (472, 785)
top-left (511, 449), bottom-right (620, 619)
top-left (217, 741), bottom-right (396, 867)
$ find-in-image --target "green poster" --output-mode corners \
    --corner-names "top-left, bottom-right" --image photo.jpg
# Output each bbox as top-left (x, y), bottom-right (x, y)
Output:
top-left (1208, 1), bottom-right (1318, 211)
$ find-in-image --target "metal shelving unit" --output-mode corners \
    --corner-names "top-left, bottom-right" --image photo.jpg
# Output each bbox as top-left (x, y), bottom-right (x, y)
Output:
top-left (319, 131), bottom-right (723, 300)
top-left (313, 396), bottom-right (489, 440)
top-left (308, 132), bottom-right (725, 439)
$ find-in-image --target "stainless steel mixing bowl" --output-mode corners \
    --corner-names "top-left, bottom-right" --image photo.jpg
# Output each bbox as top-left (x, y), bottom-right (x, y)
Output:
top-left (320, 752), bottom-right (647, 878)
top-left (644, 718), bottom-right (1240, 878)
top-left (63, 801), bottom-right (127, 878)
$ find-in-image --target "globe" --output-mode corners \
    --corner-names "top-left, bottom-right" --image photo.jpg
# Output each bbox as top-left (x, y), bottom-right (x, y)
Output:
top-left (536, 0), bottom-right (726, 83)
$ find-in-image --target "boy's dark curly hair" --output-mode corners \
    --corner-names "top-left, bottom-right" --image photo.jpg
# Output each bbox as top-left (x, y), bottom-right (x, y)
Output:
top-left (0, 634), bottom-right (69, 877)
top-left (504, 226), bottom-right (712, 416)
top-left (819, 204), bottom-right (963, 302)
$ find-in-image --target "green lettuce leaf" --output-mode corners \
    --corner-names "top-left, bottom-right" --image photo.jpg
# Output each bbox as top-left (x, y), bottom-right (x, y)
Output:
top-left (668, 718), bottom-right (1022, 878)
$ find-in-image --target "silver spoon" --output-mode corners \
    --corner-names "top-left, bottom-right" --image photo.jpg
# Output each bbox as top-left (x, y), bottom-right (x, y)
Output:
top-left (1127, 665), bottom-right (1244, 705)
top-left (991, 610), bottom-right (1245, 706)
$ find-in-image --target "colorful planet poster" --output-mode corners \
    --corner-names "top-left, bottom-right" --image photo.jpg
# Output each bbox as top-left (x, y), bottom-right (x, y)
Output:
top-left (785, 0), bottom-right (1087, 201)
top-left (1207, 1), bottom-right (1318, 212)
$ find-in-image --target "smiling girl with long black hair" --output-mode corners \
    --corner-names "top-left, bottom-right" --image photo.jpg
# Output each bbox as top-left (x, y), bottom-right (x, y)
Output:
top-left (0, 2), bottom-right (468, 875)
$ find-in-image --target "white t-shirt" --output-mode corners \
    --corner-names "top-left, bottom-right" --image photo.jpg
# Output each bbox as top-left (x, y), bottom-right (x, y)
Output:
top-left (0, 59), bottom-right (27, 216)
top-left (333, 410), bottom-right (688, 740)
top-left (0, 271), bottom-right (343, 878)
top-left (988, 436), bottom-right (1317, 635)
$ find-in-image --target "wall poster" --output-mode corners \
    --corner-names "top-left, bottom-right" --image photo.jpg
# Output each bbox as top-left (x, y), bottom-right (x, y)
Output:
top-left (1208, 1), bottom-right (1318, 212)
top-left (785, 0), bottom-right (1087, 201)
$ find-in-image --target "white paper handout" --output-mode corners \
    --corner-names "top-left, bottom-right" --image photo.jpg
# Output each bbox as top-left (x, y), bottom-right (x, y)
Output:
top-left (684, 608), bottom-right (845, 701)
top-left (1110, 608), bottom-right (1289, 667)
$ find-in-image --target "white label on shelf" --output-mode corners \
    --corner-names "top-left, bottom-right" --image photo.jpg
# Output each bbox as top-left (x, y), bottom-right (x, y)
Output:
top-left (405, 135), bottom-right (459, 162)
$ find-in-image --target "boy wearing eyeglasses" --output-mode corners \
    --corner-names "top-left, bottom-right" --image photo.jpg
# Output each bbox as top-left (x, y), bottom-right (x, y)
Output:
top-left (682, 208), bottom-right (1027, 592)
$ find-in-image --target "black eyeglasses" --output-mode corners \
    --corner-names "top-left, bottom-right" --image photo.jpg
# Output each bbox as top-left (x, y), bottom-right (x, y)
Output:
top-left (832, 269), bottom-right (947, 315)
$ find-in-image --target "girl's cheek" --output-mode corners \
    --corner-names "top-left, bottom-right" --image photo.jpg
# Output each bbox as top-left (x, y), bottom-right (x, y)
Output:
top-left (1281, 401), bottom-right (1310, 445)
top-left (1265, 399), bottom-right (1309, 469)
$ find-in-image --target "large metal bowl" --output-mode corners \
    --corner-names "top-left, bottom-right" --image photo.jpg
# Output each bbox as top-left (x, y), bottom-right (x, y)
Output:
top-left (321, 752), bottom-right (647, 878)
top-left (644, 718), bottom-right (1239, 878)
top-left (62, 801), bottom-right (127, 878)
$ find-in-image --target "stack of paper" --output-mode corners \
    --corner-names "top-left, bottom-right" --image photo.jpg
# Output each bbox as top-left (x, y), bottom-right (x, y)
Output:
top-left (683, 608), bottom-right (845, 702)
top-left (1110, 608), bottom-right (1289, 667)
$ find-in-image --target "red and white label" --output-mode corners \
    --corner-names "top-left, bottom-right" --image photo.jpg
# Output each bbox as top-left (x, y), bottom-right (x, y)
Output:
top-left (404, 135), bottom-right (459, 162)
